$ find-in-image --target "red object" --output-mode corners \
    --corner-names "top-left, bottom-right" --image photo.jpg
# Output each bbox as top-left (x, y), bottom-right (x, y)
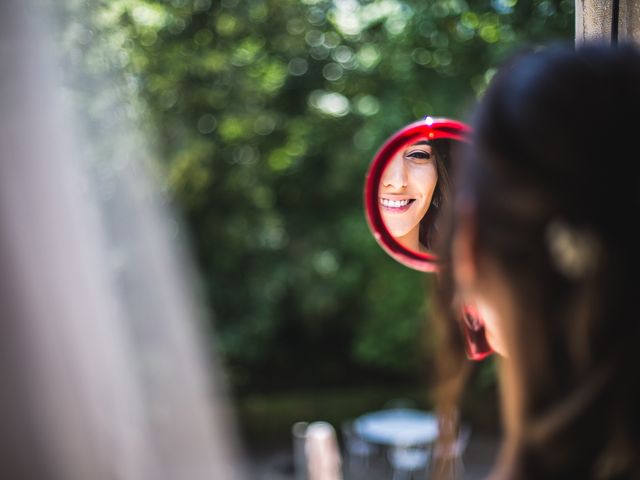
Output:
top-left (461, 304), bottom-right (493, 361)
top-left (363, 117), bottom-right (471, 272)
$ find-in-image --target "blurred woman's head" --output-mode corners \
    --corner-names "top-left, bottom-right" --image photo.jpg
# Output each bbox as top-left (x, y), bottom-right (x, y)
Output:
top-left (449, 44), bottom-right (640, 478)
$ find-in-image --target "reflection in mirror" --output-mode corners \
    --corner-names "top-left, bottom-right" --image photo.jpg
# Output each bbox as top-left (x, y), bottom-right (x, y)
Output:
top-left (364, 117), bottom-right (470, 272)
top-left (379, 138), bottom-right (453, 254)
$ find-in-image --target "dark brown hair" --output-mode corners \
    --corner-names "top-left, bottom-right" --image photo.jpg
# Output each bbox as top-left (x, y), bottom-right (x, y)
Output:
top-left (419, 139), bottom-right (453, 249)
top-left (447, 44), bottom-right (640, 479)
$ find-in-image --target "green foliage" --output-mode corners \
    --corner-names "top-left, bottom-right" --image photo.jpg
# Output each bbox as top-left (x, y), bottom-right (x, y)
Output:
top-left (70, 0), bottom-right (572, 391)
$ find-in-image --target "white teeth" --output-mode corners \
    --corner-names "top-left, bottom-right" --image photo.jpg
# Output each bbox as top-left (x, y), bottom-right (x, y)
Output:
top-left (381, 198), bottom-right (411, 208)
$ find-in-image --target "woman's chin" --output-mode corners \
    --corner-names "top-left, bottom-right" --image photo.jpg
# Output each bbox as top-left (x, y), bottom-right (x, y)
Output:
top-left (382, 221), bottom-right (411, 240)
top-left (389, 229), bottom-right (413, 243)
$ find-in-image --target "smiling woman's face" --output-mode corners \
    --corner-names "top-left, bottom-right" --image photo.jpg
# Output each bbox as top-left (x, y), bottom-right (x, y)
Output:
top-left (379, 140), bottom-right (438, 251)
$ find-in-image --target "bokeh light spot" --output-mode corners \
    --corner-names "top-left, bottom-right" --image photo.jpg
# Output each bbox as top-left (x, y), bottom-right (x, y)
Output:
top-left (305, 30), bottom-right (325, 47)
top-left (254, 115), bottom-right (276, 135)
top-left (411, 48), bottom-right (432, 66)
top-left (356, 44), bottom-right (381, 71)
top-left (309, 91), bottom-right (350, 117)
top-left (288, 57), bottom-right (309, 76)
top-left (322, 62), bottom-right (343, 81)
top-left (197, 114), bottom-right (218, 134)
top-left (354, 95), bottom-right (380, 116)
top-left (332, 45), bottom-right (354, 64)
top-left (233, 145), bottom-right (258, 164)
top-left (194, 29), bottom-right (213, 46)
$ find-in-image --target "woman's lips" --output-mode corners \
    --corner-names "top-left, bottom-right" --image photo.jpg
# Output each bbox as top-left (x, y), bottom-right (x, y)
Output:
top-left (380, 197), bottom-right (416, 213)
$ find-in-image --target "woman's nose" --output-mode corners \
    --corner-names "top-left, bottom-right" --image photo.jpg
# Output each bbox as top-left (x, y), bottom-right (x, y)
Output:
top-left (381, 155), bottom-right (407, 190)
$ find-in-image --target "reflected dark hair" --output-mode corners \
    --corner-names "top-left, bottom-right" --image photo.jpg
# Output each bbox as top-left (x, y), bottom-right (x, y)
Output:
top-left (419, 139), bottom-right (453, 249)
top-left (446, 44), bottom-right (640, 479)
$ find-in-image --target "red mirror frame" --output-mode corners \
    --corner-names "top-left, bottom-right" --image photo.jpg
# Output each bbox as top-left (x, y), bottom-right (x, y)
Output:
top-left (364, 117), bottom-right (472, 272)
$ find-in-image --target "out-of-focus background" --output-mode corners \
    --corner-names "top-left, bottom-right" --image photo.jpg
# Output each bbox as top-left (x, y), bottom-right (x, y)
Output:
top-left (50, 0), bottom-right (573, 477)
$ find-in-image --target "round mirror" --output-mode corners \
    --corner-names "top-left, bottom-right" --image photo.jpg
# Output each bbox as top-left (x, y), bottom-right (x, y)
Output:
top-left (364, 117), bottom-right (471, 272)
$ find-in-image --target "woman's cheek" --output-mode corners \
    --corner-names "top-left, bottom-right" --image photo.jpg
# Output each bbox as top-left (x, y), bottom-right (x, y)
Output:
top-left (477, 300), bottom-right (508, 357)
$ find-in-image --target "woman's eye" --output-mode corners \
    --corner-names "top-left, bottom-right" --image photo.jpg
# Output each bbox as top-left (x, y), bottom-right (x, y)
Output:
top-left (406, 150), bottom-right (431, 161)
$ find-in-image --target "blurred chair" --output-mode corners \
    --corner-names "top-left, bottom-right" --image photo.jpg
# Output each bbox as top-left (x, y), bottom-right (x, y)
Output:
top-left (387, 444), bottom-right (432, 480)
top-left (429, 424), bottom-right (471, 480)
top-left (341, 420), bottom-right (379, 479)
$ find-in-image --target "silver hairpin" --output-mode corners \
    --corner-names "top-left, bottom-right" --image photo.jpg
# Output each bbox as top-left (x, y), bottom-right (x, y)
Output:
top-left (545, 219), bottom-right (602, 279)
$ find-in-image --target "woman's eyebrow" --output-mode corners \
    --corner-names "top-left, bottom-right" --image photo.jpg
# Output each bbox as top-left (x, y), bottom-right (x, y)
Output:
top-left (410, 140), bottom-right (431, 146)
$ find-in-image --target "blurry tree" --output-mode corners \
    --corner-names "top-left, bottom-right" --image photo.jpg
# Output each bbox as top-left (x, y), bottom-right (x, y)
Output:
top-left (64, 0), bottom-right (573, 392)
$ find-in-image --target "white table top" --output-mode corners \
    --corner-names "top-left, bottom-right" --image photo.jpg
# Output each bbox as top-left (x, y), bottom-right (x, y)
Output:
top-left (353, 408), bottom-right (438, 446)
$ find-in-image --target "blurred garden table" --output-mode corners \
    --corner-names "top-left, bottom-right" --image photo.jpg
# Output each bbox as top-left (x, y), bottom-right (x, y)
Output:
top-left (354, 408), bottom-right (438, 446)
top-left (346, 408), bottom-right (438, 480)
